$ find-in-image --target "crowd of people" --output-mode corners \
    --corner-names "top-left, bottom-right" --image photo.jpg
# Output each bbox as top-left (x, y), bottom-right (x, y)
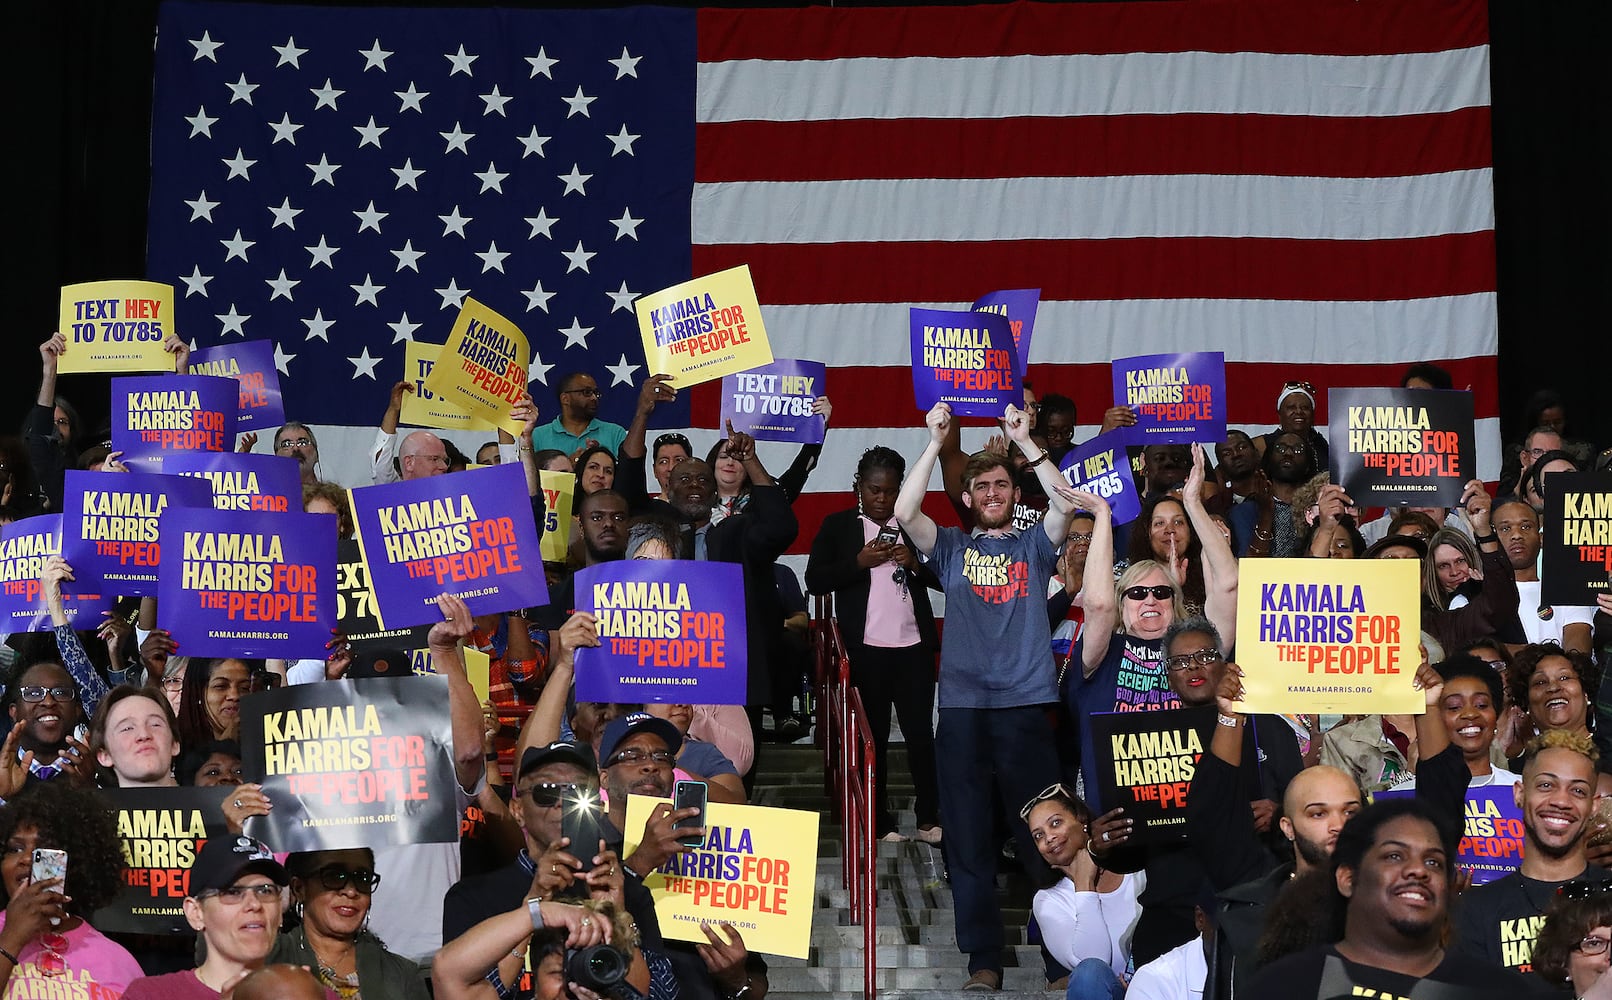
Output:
top-left (0, 332), bottom-right (1609, 999)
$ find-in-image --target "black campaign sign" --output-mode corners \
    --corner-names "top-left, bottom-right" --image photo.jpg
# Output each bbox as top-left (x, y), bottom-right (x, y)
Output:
top-left (1542, 472), bottom-right (1612, 606)
top-left (240, 675), bottom-right (458, 851)
top-left (337, 538), bottom-right (432, 654)
top-left (100, 787), bottom-right (229, 934)
top-left (1089, 709), bottom-right (1204, 845)
top-left (1329, 388), bottom-right (1475, 506)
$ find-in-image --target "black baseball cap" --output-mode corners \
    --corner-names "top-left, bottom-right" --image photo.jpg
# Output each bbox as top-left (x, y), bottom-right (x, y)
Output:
top-left (189, 835), bottom-right (288, 896)
top-left (518, 740), bottom-right (597, 779)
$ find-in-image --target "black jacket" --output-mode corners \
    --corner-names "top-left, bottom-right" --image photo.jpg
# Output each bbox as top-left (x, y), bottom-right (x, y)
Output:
top-left (804, 507), bottom-right (940, 652)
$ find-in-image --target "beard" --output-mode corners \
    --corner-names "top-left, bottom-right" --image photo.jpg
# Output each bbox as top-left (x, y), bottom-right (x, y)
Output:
top-left (1293, 829), bottom-right (1331, 868)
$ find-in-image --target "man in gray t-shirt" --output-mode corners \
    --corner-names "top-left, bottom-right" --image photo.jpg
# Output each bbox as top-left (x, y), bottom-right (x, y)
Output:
top-left (895, 401), bottom-right (1088, 991)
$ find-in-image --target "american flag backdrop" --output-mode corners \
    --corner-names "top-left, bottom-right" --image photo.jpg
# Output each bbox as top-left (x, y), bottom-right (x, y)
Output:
top-left (147, 0), bottom-right (1498, 564)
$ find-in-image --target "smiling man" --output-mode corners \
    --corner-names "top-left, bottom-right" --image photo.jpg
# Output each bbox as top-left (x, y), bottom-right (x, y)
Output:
top-left (1453, 731), bottom-right (1604, 975)
top-left (1249, 798), bottom-right (1525, 998)
top-left (895, 401), bottom-right (1078, 991)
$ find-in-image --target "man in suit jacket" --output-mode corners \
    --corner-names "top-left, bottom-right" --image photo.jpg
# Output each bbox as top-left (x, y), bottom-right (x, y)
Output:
top-left (806, 445), bottom-right (943, 844)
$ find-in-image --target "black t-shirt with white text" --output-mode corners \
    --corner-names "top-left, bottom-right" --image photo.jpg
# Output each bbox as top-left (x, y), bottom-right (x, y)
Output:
top-left (1249, 944), bottom-right (1528, 999)
top-left (1452, 865), bottom-right (1606, 976)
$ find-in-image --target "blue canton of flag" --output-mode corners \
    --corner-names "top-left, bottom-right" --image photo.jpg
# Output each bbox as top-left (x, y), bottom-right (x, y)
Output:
top-left (147, 0), bottom-right (696, 429)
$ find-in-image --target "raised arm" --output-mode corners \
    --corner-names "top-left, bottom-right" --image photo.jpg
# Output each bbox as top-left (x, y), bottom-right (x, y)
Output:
top-left (42, 557), bottom-right (111, 717)
top-left (1002, 403), bottom-right (1072, 544)
top-left (1061, 490), bottom-right (1116, 675)
top-left (428, 593), bottom-right (489, 792)
top-left (1183, 444), bottom-right (1239, 644)
top-left (894, 403), bottom-right (950, 555)
top-left (518, 613), bottom-right (596, 759)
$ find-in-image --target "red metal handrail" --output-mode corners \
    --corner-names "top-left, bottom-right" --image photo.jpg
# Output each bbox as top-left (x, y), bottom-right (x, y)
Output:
top-left (814, 595), bottom-right (877, 1000)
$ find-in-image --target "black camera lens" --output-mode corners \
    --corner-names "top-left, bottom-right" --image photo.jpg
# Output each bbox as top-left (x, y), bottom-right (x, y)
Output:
top-left (566, 944), bottom-right (628, 990)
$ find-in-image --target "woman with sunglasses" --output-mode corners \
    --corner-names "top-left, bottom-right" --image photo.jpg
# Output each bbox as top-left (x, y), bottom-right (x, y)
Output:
top-left (271, 850), bottom-right (426, 1000)
top-left (1532, 879), bottom-right (1612, 999)
top-left (0, 782), bottom-right (141, 993)
top-left (1021, 784), bottom-right (1141, 1000)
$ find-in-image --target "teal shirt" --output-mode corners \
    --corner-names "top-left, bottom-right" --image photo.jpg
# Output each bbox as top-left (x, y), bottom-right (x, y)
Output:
top-left (529, 416), bottom-right (626, 457)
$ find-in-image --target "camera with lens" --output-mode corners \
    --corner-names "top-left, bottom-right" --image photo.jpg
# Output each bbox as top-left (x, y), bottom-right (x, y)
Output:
top-left (565, 944), bottom-right (639, 998)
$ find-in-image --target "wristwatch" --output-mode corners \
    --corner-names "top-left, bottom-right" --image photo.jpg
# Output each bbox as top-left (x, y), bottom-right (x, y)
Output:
top-left (526, 896), bottom-right (545, 931)
top-left (727, 978), bottom-right (754, 1000)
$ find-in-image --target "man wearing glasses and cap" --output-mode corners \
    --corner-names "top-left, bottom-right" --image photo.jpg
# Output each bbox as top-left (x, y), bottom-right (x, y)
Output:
top-left (443, 738), bottom-right (666, 998)
top-left (532, 373), bottom-right (627, 459)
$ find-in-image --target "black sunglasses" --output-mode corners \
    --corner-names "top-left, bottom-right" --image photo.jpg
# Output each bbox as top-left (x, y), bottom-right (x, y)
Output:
top-left (1123, 585), bottom-right (1174, 602)
top-left (527, 782), bottom-right (581, 808)
top-left (312, 866), bottom-right (381, 894)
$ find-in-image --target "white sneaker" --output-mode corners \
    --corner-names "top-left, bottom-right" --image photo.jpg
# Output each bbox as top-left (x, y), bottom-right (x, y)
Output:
top-left (880, 831), bottom-right (908, 843)
top-left (915, 825), bottom-right (943, 844)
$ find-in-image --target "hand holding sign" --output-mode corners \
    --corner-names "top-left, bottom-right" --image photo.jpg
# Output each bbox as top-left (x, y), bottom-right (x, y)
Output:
top-left (558, 612), bottom-right (600, 655)
top-left (1003, 404), bottom-right (1033, 445)
top-left (626, 801), bottom-right (704, 878)
top-left (1461, 479), bottom-right (1493, 535)
top-left (1216, 662), bottom-right (1246, 718)
top-left (1088, 807), bottom-right (1133, 857)
top-left (429, 592), bottom-right (474, 651)
top-left (698, 923), bottom-right (754, 996)
top-left (925, 402), bottom-right (953, 444)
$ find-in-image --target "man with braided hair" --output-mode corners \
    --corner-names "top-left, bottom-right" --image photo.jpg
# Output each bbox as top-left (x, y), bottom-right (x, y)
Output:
top-left (1453, 730), bottom-right (1606, 974)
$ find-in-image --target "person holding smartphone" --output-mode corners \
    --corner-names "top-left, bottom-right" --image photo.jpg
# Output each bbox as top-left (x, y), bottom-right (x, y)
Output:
top-left (0, 781), bottom-right (142, 993)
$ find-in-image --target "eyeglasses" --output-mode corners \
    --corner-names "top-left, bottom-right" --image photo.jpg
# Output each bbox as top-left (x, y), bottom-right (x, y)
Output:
top-left (38, 930), bottom-right (68, 977)
top-left (1558, 879), bottom-right (1612, 900)
top-left (1019, 782), bottom-right (1074, 821)
top-left (200, 882), bottom-right (281, 905)
top-left (1164, 648), bottom-right (1223, 673)
top-left (19, 686), bottom-right (76, 703)
top-left (1577, 936), bottom-right (1612, 956)
top-left (311, 866), bottom-right (381, 894)
top-left (1273, 441), bottom-right (1307, 456)
top-left (564, 387), bottom-right (603, 399)
top-left (1067, 532), bottom-right (1093, 544)
top-left (527, 782), bottom-right (581, 808)
top-left (1123, 585), bottom-right (1174, 602)
top-left (1482, 658), bottom-right (1507, 672)
top-left (606, 748), bottom-right (675, 768)
top-left (276, 438), bottom-right (314, 450)
top-left (160, 676), bottom-right (185, 690)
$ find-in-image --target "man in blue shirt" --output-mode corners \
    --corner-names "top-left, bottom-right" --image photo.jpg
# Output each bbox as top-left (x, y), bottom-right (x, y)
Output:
top-left (531, 372), bottom-right (627, 458)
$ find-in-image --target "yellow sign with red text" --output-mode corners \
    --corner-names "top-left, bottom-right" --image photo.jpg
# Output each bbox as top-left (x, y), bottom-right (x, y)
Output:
top-left (1236, 558), bottom-right (1422, 715)
top-left (623, 796), bottom-right (817, 959)
top-left (402, 341), bottom-right (495, 432)
top-left (539, 470), bottom-right (575, 563)
top-left (57, 280), bottom-right (177, 373)
top-left (420, 298), bottom-right (529, 435)
top-left (634, 265), bottom-right (774, 388)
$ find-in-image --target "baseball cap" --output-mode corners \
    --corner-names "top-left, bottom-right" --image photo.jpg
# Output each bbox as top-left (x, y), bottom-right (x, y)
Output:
top-left (189, 835), bottom-right (288, 896)
top-left (598, 712), bottom-right (682, 765)
top-left (519, 740), bottom-right (597, 779)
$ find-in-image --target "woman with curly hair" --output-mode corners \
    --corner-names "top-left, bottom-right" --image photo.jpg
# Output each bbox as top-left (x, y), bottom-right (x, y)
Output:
top-left (1506, 644), bottom-right (1612, 795)
top-left (0, 782), bottom-right (142, 991)
top-left (1531, 879), bottom-right (1612, 997)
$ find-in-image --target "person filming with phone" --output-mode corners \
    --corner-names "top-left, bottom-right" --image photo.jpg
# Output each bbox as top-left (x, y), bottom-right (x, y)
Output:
top-left (0, 782), bottom-right (142, 993)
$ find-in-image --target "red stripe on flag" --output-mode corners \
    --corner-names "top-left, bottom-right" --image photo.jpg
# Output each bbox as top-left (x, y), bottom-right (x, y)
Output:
top-left (689, 358), bottom-right (1501, 430)
top-left (696, 110), bottom-right (1493, 183)
top-left (698, 0), bottom-right (1487, 61)
top-left (693, 234), bottom-right (1497, 305)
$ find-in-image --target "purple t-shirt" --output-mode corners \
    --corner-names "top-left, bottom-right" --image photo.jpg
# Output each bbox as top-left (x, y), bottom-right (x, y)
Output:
top-left (0, 914), bottom-right (143, 997)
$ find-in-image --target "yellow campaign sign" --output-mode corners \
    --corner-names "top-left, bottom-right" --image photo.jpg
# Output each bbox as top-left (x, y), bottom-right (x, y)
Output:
top-left (1236, 558), bottom-right (1422, 715)
top-left (623, 796), bottom-right (817, 959)
top-left (57, 280), bottom-right (177, 373)
top-left (635, 265), bottom-right (774, 388)
top-left (420, 297), bottom-right (529, 435)
top-left (404, 647), bottom-right (489, 705)
top-left (402, 341), bottom-right (495, 432)
top-left (539, 470), bottom-right (576, 563)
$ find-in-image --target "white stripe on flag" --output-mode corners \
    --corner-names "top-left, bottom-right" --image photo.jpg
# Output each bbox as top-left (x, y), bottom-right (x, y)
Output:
top-left (754, 294), bottom-right (1499, 368)
top-left (696, 47), bottom-right (1491, 122)
top-left (692, 171), bottom-right (1495, 244)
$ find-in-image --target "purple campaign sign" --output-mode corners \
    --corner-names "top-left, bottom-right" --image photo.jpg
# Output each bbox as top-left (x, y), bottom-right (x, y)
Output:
top-left (1376, 785), bottom-right (1521, 885)
top-left (1059, 430), bottom-right (1141, 525)
top-left (350, 462), bottom-right (549, 629)
top-left (158, 507), bottom-right (337, 659)
top-left (189, 340), bottom-right (285, 432)
top-left (0, 515), bottom-right (112, 631)
top-left (574, 560), bottom-right (748, 705)
top-left (972, 288), bottom-right (1040, 378)
top-left (910, 308), bottom-right (1020, 417)
top-left (111, 374), bottom-right (238, 472)
top-left (719, 359), bottom-right (827, 444)
top-left (162, 452), bottom-right (303, 514)
top-left (1112, 352), bottom-right (1227, 445)
top-left (60, 470), bottom-right (214, 596)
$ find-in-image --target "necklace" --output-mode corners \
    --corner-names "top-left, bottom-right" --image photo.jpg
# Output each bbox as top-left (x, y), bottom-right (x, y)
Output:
top-left (306, 930), bottom-right (361, 999)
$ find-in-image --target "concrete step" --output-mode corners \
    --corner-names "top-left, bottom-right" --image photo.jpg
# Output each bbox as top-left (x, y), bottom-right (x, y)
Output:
top-left (771, 944), bottom-right (1042, 969)
top-left (766, 964), bottom-right (1050, 992)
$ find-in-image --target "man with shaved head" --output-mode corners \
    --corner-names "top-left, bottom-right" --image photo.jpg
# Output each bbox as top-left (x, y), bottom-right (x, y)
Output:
top-left (1453, 731), bottom-right (1604, 975)
top-left (232, 965), bottom-right (329, 1000)
top-left (398, 429), bottom-right (449, 480)
top-left (1185, 657), bottom-right (1468, 993)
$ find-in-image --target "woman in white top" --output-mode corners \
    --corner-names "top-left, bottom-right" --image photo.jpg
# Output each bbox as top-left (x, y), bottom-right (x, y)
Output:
top-left (1023, 784), bottom-right (1144, 999)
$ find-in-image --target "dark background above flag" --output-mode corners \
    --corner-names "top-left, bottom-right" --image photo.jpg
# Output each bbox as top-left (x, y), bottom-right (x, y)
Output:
top-left (7, 0), bottom-right (1605, 452)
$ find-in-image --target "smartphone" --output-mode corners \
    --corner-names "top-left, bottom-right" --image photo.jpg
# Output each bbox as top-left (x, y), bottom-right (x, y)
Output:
top-left (673, 779), bottom-right (709, 848)
top-left (31, 849), bottom-right (67, 892)
top-left (561, 792), bottom-right (605, 864)
top-left (876, 525), bottom-right (901, 546)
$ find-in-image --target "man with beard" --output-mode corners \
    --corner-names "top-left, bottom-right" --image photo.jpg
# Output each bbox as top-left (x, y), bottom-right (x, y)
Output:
top-left (1214, 431), bottom-right (1261, 502)
top-left (271, 422), bottom-right (322, 485)
top-left (1185, 653), bottom-right (1467, 994)
top-left (1247, 799), bottom-right (1525, 998)
top-left (528, 490), bottom-right (630, 633)
top-left (1494, 499), bottom-right (1596, 655)
top-left (937, 384), bottom-right (1049, 532)
top-left (532, 372), bottom-right (626, 458)
top-left (1240, 428), bottom-right (1318, 558)
top-left (895, 401), bottom-right (1080, 991)
top-left (599, 713), bottom-right (770, 1000)
top-left (1453, 731), bottom-right (1604, 975)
